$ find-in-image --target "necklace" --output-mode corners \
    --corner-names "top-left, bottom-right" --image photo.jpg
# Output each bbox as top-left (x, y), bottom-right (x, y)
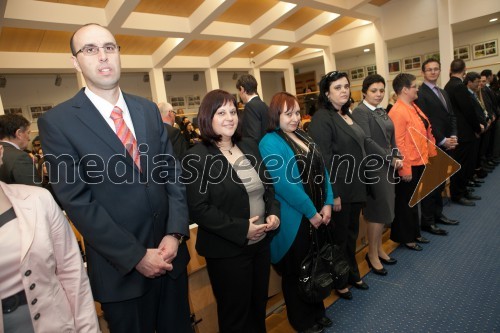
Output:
top-left (218, 143), bottom-right (234, 155)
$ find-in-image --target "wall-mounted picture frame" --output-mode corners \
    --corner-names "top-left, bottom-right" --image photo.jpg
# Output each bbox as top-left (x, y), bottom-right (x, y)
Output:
top-left (350, 67), bottom-right (365, 80)
top-left (403, 56), bottom-right (421, 70)
top-left (29, 105), bottom-right (52, 120)
top-left (424, 52), bottom-right (440, 61)
top-left (186, 95), bottom-right (201, 107)
top-left (365, 64), bottom-right (377, 76)
top-left (454, 45), bottom-right (470, 61)
top-left (169, 96), bottom-right (185, 108)
top-left (388, 60), bottom-right (401, 73)
top-left (4, 107), bottom-right (24, 116)
top-left (472, 39), bottom-right (497, 60)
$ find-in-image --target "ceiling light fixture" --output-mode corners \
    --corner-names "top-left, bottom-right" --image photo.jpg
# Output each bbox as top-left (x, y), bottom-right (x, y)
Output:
top-left (363, 48), bottom-right (370, 53)
top-left (489, 18), bottom-right (498, 22)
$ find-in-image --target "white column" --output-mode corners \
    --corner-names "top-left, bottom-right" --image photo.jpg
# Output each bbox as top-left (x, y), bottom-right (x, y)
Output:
top-left (373, 20), bottom-right (390, 105)
top-left (76, 71), bottom-right (86, 89)
top-left (323, 47), bottom-right (336, 73)
top-left (149, 67), bottom-right (167, 103)
top-left (436, 0), bottom-right (454, 86)
top-left (0, 94), bottom-right (4, 115)
top-left (249, 68), bottom-right (264, 100)
top-left (205, 68), bottom-right (220, 92)
top-left (283, 64), bottom-right (296, 94)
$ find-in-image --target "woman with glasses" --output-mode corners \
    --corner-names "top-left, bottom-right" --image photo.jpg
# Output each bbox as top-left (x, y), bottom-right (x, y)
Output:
top-left (351, 74), bottom-right (403, 275)
top-left (388, 73), bottom-right (436, 251)
top-left (309, 71), bottom-right (369, 300)
top-left (259, 92), bottom-right (333, 333)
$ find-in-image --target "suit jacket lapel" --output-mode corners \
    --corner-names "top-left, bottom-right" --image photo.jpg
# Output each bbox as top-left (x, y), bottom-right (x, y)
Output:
top-left (359, 103), bottom-right (391, 148)
top-left (332, 112), bottom-right (364, 152)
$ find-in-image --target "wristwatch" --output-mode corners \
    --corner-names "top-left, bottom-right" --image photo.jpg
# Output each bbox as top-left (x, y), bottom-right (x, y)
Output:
top-left (169, 233), bottom-right (186, 244)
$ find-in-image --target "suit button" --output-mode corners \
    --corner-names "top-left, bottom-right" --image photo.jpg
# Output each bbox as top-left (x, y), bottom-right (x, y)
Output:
top-left (25, 270), bottom-right (32, 276)
top-left (29, 283), bottom-right (36, 290)
top-left (153, 213), bottom-right (159, 219)
top-left (34, 313), bottom-right (40, 320)
top-left (32, 298), bottom-right (38, 305)
top-left (145, 182), bottom-right (150, 187)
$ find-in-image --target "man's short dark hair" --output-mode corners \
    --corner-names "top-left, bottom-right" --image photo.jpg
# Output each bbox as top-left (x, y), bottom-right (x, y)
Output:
top-left (0, 114), bottom-right (30, 140)
top-left (197, 89), bottom-right (241, 145)
top-left (70, 23), bottom-right (103, 56)
top-left (392, 73), bottom-right (416, 95)
top-left (362, 74), bottom-right (385, 94)
top-left (422, 58), bottom-right (441, 72)
top-left (464, 72), bottom-right (480, 85)
top-left (449, 59), bottom-right (466, 75)
top-left (480, 69), bottom-right (492, 77)
top-left (268, 92), bottom-right (298, 132)
top-left (235, 74), bottom-right (258, 95)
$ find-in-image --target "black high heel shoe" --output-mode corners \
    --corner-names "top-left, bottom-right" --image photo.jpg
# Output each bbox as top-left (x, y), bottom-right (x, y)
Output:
top-left (365, 254), bottom-right (388, 276)
top-left (379, 256), bottom-right (397, 265)
top-left (335, 289), bottom-right (353, 300)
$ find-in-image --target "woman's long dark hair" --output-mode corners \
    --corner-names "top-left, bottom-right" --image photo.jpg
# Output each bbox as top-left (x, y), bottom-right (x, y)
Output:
top-left (318, 71), bottom-right (351, 115)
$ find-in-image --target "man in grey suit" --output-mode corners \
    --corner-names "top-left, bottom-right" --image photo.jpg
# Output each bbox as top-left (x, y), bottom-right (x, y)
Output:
top-left (38, 23), bottom-right (192, 333)
top-left (236, 74), bottom-right (269, 142)
top-left (0, 114), bottom-right (41, 186)
top-left (415, 58), bottom-right (460, 237)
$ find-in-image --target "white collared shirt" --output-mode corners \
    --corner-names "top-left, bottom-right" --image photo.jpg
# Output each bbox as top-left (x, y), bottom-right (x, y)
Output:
top-left (362, 99), bottom-right (380, 111)
top-left (84, 88), bottom-right (137, 138)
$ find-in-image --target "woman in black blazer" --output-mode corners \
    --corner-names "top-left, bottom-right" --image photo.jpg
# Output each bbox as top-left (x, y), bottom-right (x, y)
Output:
top-left (309, 71), bottom-right (369, 300)
top-left (182, 89), bottom-right (280, 333)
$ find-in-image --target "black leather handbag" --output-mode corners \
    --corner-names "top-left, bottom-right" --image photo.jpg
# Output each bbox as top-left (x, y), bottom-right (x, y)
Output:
top-left (298, 226), bottom-right (334, 303)
top-left (322, 225), bottom-right (350, 289)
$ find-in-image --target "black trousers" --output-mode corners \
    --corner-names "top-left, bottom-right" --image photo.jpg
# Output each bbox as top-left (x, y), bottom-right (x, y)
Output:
top-left (391, 165), bottom-right (424, 244)
top-left (100, 269), bottom-right (192, 333)
top-left (450, 140), bottom-right (476, 200)
top-left (331, 202), bottom-right (363, 287)
top-left (205, 239), bottom-right (270, 333)
top-left (420, 182), bottom-right (445, 227)
top-left (275, 218), bottom-right (325, 331)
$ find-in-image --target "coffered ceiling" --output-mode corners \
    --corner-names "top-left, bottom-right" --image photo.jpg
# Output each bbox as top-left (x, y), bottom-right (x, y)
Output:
top-left (0, 0), bottom-right (390, 71)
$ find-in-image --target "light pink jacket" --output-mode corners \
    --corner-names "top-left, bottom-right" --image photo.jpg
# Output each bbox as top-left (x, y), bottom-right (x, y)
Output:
top-left (0, 182), bottom-right (100, 333)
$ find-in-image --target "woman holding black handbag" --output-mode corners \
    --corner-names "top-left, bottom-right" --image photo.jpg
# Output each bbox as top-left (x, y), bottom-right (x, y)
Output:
top-left (259, 92), bottom-right (334, 333)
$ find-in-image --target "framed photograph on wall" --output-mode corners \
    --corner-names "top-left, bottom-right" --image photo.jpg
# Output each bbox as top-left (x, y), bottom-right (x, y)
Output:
top-left (403, 56), bottom-right (421, 70)
top-left (424, 52), bottom-right (440, 61)
top-left (454, 45), bottom-right (470, 61)
top-left (169, 96), bottom-right (185, 108)
top-left (388, 60), bottom-right (401, 73)
top-left (472, 40), bottom-right (498, 60)
top-left (4, 107), bottom-right (24, 116)
top-left (365, 64), bottom-right (377, 76)
top-left (29, 105), bottom-right (52, 120)
top-left (350, 67), bottom-right (365, 80)
top-left (186, 95), bottom-right (201, 107)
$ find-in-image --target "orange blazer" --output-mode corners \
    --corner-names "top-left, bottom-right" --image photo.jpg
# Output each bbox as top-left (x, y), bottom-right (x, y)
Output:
top-left (389, 100), bottom-right (437, 177)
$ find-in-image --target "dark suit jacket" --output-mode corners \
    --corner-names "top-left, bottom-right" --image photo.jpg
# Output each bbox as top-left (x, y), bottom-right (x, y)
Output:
top-left (309, 108), bottom-right (367, 203)
top-left (415, 82), bottom-right (457, 145)
top-left (38, 89), bottom-right (190, 303)
top-left (182, 138), bottom-right (280, 258)
top-left (444, 77), bottom-right (482, 143)
top-left (0, 141), bottom-right (41, 186)
top-left (164, 123), bottom-right (188, 158)
top-left (242, 96), bottom-right (269, 143)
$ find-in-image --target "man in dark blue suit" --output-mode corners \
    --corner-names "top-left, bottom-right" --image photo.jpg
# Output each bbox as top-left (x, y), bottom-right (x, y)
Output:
top-left (236, 74), bottom-right (269, 142)
top-left (38, 23), bottom-right (192, 333)
top-left (415, 58), bottom-right (459, 236)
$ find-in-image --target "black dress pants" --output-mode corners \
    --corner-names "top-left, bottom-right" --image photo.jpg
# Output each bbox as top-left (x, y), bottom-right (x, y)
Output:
top-left (331, 201), bottom-right (363, 287)
top-left (391, 165), bottom-right (424, 244)
top-left (450, 140), bottom-right (475, 200)
top-left (276, 218), bottom-right (325, 332)
top-left (205, 239), bottom-right (270, 333)
top-left (420, 182), bottom-right (445, 227)
top-left (101, 269), bottom-right (192, 333)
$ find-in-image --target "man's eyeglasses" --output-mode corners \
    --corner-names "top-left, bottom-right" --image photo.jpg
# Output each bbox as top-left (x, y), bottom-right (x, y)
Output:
top-left (75, 44), bottom-right (121, 56)
top-left (168, 110), bottom-right (177, 115)
top-left (424, 68), bottom-right (440, 73)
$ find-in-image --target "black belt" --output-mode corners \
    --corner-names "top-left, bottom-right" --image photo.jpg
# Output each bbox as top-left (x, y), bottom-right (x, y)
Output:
top-left (2, 289), bottom-right (27, 314)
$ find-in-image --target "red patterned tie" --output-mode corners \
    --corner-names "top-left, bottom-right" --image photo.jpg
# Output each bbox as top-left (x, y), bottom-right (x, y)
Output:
top-left (110, 106), bottom-right (140, 170)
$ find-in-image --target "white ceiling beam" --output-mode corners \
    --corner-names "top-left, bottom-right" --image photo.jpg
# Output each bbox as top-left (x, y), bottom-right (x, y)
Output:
top-left (152, 38), bottom-right (186, 68)
top-left (295, 12), bottom-right (340, 42)
top-left (201, 21), bottom-right (251, 39)
top-left (165, 56), bottom-right (211, 70)
top-left (189, 0), bottom-right (237, 34)
top-left (253, 45), bottom-right (289, 67)
top-left (4, 0), bottom-right (106, 30)
top-left (106, 0), bottom-right (140, 31)
top-left (218, 58), bottom-right (255, 70)
top-left (260, 59), bottom-right (295, 71)
top-left (249, 2), bottom-right (298, 38)
top-left (209, 41), bottom-right (245, 67)
top-left (122, 12), bottom-right (190, 36)
top-left (258, 29), bottom-right (296, 44)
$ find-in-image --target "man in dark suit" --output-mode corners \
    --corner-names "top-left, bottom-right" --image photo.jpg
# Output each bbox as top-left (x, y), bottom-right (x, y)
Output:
top-left (236, 74), bottom-right (269, 142)
top-left (415, 58), bottom-right (459, 236)
top-left (38, 24), bottom-right (192, 333)
top-left (444, 59), bottom-right (483, 207)
top-left (480, 70), bottom-right (500, 167)
top-left (0, 114), bottom-right (41, 186)
top-left (158, 101), bottom-right (188, 157)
